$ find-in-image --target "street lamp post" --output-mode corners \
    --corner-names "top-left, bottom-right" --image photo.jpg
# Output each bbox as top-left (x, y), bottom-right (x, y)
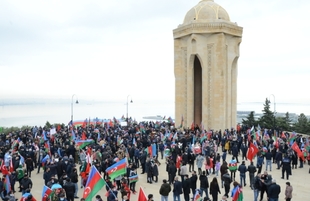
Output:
top-left (71, 94), bottom-right (79, 122)
top-left (126, 95), bottom-right (133, 124)
top-left (269, 94), bottom-right (276, 136)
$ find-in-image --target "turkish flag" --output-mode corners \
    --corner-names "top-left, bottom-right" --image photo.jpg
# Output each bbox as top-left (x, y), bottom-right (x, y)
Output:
top-left (138, 187), bottom-right (148, 201)
top-left (291, 142), bottom-right (304, 161)
top-left (247, 142), bottom-right (259, 162)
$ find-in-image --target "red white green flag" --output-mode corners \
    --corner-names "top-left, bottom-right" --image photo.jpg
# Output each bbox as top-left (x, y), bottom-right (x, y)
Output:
top-left (75, 139), bottom-right (94, 149)
top-left (105, 158), bottom-right (127, 180)
top-left (83, 166), bottom-right (105, 201)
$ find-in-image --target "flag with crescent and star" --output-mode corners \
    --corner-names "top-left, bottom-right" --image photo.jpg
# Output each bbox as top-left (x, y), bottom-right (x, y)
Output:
top-left (105, 158), bottom-right (127, 180)
top-left (247, 142), bottom-right (259, 162)
top-left (41, 185), bottom-right (52, 201)
top-left (83, 166), bottom-right (105, 201)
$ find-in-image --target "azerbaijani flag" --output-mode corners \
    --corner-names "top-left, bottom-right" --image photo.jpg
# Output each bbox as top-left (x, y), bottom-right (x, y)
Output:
top-left (83, 166), bottom-right (105, 201)
top-left (145, 146), bottom-right (152, 157)
top-left (75, 140), bottom-right (94, 149)
top-left (193, 189), bottom-right (202, 201)
top-left (232, 186), bottom-right (243, 201)
top-left (164, 148), bottom-right (171, 157)
top-left (5, 174), bottom-right (11, 194)
top-left (72, 120), bottom-right (84, 127)
top-left (105, 158), bottom-right (127, 180)
top-left (229, 160), bottom-right (238, 171)
top-left (289, 132), bottom-right (297, 145)
top-left (71, 130), bottom-right (76, 141)
top-left (129, 175), bottom-right (138, 183)
top-left (42, 185), bottom-right (52, 201)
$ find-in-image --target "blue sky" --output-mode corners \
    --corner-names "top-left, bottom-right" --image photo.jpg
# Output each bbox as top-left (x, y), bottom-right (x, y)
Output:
top-left (0, 0), bottom-right (309, 104)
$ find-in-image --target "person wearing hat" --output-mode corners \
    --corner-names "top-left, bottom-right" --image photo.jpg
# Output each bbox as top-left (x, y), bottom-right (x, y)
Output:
top-left (267, 179), bottom-right (281, 201)
top-left (59, 193), bottom-right (68, 201)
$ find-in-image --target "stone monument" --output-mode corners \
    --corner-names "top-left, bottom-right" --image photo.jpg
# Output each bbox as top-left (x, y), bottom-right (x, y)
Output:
top-left (173, 0), bottom-right (243, 130)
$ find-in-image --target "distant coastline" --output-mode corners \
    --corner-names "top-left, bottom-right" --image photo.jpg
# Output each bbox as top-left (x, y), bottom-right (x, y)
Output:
top-left (0, 99), bottom-right (309, 127)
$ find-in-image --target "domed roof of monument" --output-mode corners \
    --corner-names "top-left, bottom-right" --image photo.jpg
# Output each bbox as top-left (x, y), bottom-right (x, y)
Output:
top-left (183, 0), bottom-right (230, 24)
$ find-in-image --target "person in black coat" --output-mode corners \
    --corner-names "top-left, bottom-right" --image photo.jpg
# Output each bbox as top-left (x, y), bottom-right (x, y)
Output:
top-left (146, 160), bottom-right (153, 184)
top-left (152, 162), bottom-right (159, 183)
top-left (56, 160), bottom-right (64, 180)
top-left (107, 186), bottom-right (118, 201)
top-left (240, 142), bottom-right (248, 161)
top-left (173, 176), bottom-right (182, 201)
top-left (190, 171), bottom-right (198, 197)
top-left (209, 177), bottom-right (221, 201)
top-left (20, 174), bottom-right (32, 195)
top-left (275, 150), bottom-right (283, 169)
top-left (105, 177), bottom-right (113, 191)
top-left (247, 161), bottom-right (257, 189)
top-left (199, 171), bottom-right (209, 198)
top-left (267, 179), bottom-right (281, 200)
top-left (188, 153), bottom-right (196, 172)
top-left (182, 152), bottom-right (189, 165)
top-left (139, 151), bottom-right (147, 174)
top-left (237, 161), bottom-right (247, 187)
top-left (232, 145), bottom-right (239, 163)
top-left (43, 168), bottom-right (52, 185)
top-left (70, 168), bottom-right (79, 198)
top-left (25, 155), bottom-right (34, 178)
top-left (168, 161), bottom-right (177, 185)
top-left (281, 154), bottom-right (291, 180)
top-left (182, 175), bottom-right (191, 201)
top-left (260, 171), bottom-right (272, 201)
top-left (63, 178), bottom-right (75, 201)
top-left (222, 171), bottom-right (231, 198)
top-left (47, 161), bottom-right (58, 176)
top-left (291, 153), bottom-right (298, 169)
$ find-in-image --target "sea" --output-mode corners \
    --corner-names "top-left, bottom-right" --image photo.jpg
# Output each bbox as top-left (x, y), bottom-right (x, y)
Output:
top-left (0, 99), bottom-right (310, 128)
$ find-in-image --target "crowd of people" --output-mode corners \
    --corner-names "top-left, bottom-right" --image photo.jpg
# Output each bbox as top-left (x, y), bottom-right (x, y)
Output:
top-left (0, 120), bottom-right (306, 201)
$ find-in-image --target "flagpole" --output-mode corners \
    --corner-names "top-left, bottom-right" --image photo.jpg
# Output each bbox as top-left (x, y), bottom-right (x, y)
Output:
top-left (102, 178), bottom-right (117, 199)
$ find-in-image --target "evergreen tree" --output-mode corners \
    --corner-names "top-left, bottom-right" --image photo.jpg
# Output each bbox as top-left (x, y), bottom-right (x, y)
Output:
top-left (276, 112), bottom-right (292, 131)
top-left (241, 111), bottom-right (257, 127)
top-left (293, 113), bottom-right (309, 134)
top-left (258, 98), bottom-right (275, 129)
